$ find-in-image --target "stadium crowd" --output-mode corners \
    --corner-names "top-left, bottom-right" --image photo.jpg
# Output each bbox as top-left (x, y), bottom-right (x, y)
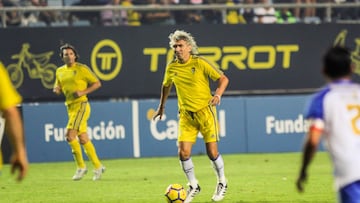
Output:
top-left (0, 0), bottom-right (359, 27)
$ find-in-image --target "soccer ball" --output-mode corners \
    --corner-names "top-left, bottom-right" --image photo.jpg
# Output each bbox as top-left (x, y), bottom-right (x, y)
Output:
top-left (164, 183), bottom-right (187, 203)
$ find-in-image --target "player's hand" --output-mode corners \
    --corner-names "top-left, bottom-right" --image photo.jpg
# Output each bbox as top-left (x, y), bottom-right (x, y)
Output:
top-left (153, 106), bottom-right (165, 120)
top-left (209, 95), bottom-right (221, 106)
top-left (296, 171), bottom-right (307, 193)
top-left (73, 91), bottom-right (84, 98)
top-left (10, 151), bottom-right (29, 182)
top-left (53, 87), bottom-right (62, 95)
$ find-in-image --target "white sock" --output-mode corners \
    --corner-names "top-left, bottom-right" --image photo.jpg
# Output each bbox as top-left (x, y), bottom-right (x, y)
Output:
top-left (211, 154), bottom-right (226, 183)
top-left (180, 158), bottom-right (198, 186)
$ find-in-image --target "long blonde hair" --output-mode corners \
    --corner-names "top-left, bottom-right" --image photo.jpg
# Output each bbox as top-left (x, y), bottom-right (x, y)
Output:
top-left (168, 30), bottom-right (199, 55)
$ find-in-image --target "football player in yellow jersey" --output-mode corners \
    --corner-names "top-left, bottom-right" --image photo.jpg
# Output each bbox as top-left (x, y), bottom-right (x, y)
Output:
top-left (53, 44), bottom-right (105, 181)
top-left (0, 62), bottom-right (28, 181)
top-left (153, 30), bottom-right (229, 203)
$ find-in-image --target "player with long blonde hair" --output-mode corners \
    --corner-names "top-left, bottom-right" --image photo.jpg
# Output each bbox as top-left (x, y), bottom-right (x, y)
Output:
top-left (154, 30), bottom-right (229, 203)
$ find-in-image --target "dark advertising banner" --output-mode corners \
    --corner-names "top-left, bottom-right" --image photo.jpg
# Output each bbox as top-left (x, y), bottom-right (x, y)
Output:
top-left (0, 24), bottom-right (359, 101)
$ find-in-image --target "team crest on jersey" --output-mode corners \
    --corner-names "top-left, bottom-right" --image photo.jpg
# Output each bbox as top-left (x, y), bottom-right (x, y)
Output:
top-left (191, 67), bottom-right (195, 74)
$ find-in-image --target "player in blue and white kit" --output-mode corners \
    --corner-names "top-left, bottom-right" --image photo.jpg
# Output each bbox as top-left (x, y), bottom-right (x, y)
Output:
top-left (296, 46), bottom-right (360, 203)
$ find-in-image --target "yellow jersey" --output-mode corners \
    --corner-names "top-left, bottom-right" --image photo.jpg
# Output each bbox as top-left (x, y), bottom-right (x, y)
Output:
top-left (0, 62), bottom-right (22, 110)
top-left (121, 1), bottom-right (141, 26)
top-left (54, 62), bottom-right (99, 105)
top-left (163, 55), bottom-right (223, 112)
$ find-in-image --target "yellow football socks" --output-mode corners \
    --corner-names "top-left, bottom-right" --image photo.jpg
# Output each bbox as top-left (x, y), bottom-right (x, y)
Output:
top-left (68, 139), bottom-right (86, 169)
top-left (83, 141), bottom-right (101, 169)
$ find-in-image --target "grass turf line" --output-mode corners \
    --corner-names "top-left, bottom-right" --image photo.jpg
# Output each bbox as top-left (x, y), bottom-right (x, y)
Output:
top-left (0, 152), bottom-right (335, 203)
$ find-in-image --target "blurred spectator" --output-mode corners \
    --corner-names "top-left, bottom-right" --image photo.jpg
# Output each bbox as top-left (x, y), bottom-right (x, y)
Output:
top-left (330, 0), bottom-right (360, 21)
top-left (275, 8), bottom-right (297, 23)
top-left (0, 0), bottom-right (22, 27)
top-left (121, 0), bottom-right (141, 26)
top-left (294, 0), bottom-right (320, 23)
top-left (172, 0), bottom-right (203, 24)
top-left (273, 0), bottom-right (297, 23)
top-left (188, 0), bottom-right (203, 23)
top-left (23, 0), bottom-right (59, 26)
top-left (69, 0), bottom-right (107, 25)
top-left (35, 0), bottom-right (59, 24)
top-left (253, 0), bottom-right (277, 23)
top-left (141, 0), bottom-right (175, 25)
top-left (202, 0), bottom-right (224, 24)
top-left (132, 0), bottom-right (142, 4)
top-left (100, 0), bottom-right (126, 26)
top-left (225, 0), bottom-right (245, 24)
top-left (20, 0), bottom-right (38, 26)
top-left (304, 0), bottom-right (316, 19)
top-left (170, 0), bottom-right (187, 24)
top-left (240, 0), bottom-right (256, 23)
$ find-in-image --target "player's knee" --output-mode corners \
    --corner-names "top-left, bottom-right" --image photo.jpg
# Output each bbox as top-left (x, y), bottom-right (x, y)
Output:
top-left (78, 137), bottom-right (89, 145)
top-left (178, 150), bottom-right (191, 160)
top-left (66, 129), bottom-right (78, 142)
top-left (206, 149), bottom-right (219, 160)
top-left (78, 133), bottom-right (90, 145)
top-left (66, 135), bottom-right (75, 142)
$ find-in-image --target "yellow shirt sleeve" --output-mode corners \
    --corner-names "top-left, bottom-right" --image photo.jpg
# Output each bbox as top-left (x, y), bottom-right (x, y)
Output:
top-left (0, 62), bottom-right (22, 110)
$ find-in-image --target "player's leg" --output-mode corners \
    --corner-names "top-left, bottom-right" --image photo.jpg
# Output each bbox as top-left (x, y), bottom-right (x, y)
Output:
top-left (78, 102), bottom-right (105, 181)
top-left (206, 142), bottom-right (226, 182)
top-left (179, 141), bottom-right (198, 186)
top-left (66, 129), bottom-right (87, 180)
top-left (206, 142), bottom-right (228, 201)
top-left (179, 141), bottom-right (201, 203)
top-left (201, 105), bottom-right (228, 201)
top-left (79, 133), bottom-right (105, 181)
top-left (66, 102), bottom-right (87, 180)
top-left (178, 110), bottom-right (200, 203)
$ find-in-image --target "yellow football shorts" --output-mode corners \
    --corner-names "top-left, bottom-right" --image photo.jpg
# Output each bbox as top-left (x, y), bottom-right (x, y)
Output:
top-left (66, 101), bottom-right (90, 134)
top-left (178, 105), bottom-right (219, 143)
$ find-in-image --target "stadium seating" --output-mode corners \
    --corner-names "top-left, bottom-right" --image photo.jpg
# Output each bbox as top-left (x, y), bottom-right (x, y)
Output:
top-left (50, 21), bottom-right (69, 27)
top-left (28, 21), bottom-right (47, 27)
top-left (72, 20), bottom-right (91, 27)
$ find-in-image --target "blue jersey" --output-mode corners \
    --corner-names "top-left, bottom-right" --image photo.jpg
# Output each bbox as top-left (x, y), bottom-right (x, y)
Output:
top-left (306, 80), bottom-right (360, 190)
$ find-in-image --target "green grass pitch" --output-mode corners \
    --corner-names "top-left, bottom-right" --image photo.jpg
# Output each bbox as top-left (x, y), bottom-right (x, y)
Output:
top-left (0, 152), bottom-right (336, 203)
